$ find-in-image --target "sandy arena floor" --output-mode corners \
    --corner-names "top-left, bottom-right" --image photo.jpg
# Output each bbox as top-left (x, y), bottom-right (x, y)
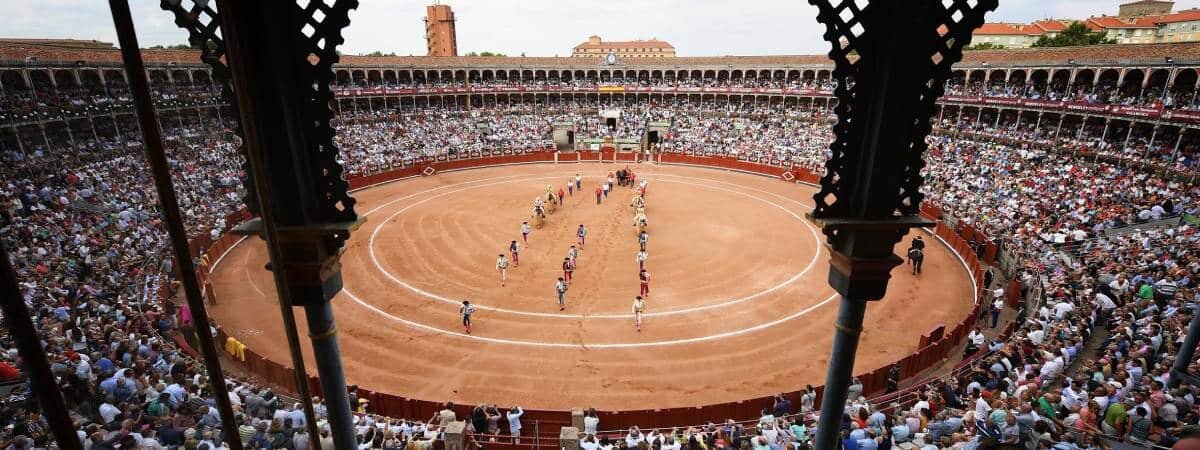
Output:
top-left (208, 163), bottom-right (975, 411)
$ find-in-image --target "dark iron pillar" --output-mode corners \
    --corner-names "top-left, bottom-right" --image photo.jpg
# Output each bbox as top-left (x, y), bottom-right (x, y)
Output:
top-left (158, 0), bottom-right (364, 448)
top-left (1169, 308), bottom-right (1200, 388)
top-left (107, 1), bottom-right (244, 447)
top-left (214, 1), bottom-right (363, 448)
top-left (804, 1), bottom-right (994, 449)
top-left (156, 2), bottom-right (328, 449)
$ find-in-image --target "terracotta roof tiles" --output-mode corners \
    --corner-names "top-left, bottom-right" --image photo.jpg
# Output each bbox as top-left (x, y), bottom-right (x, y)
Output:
top-left (3, 39), bottom-right (1200, 70)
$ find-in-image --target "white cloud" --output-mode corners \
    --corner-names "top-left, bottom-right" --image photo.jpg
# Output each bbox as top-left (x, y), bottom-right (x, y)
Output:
top-left (0, 0), bottom-right (1196, 57)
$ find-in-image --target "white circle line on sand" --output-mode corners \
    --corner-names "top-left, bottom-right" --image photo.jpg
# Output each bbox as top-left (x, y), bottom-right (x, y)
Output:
top-left (365, 174), bottom-right (823, 319)
top-left (362, 172), bottom-right (549, 216)
top-left (343, 288), bottom-right (839, 348)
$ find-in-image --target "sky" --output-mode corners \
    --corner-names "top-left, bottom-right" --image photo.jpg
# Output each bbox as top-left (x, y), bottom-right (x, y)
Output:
top-left (2, 0), bottom-right (1195, 57)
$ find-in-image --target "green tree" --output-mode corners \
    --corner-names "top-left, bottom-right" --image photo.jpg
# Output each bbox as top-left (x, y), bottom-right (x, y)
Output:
top-left (363, 50), bottom-right (398, 57)
top-left (465, 51), bottom-right (506, 57)
top-left (148, 43), bottom-right (193, 50)
top-left (965, 42), bottom-right (1006, 51)
top-left (1031, 21), bottom-right (1115, 47)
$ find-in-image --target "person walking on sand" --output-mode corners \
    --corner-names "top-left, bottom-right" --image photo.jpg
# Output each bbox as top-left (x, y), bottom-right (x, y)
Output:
top-left (496, 254), bottom-right (509, 285)
top-left (632, 296), bottom-right (646, 331)
top-left (555, 277), bottom-right (569, 311)
top-left (568, 245), bottom-right (579, 267)
top-left (460, 300), bottom-right (476, 334)
top-left (562, 257), bottom-right (575, 284)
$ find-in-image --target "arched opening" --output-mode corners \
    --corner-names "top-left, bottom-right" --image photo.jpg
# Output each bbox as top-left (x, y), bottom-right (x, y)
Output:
top-left (1028, 70), bottom-right (1049, 94)
top-left (1072, 69), bottom-right (1096, 96)
top-left (80, 70), bottom-right (102, 93)
top-left (1119, 69), bottom-right (1145, 99)
top-left (1097, 68), bottom-right (1120, 93)
top-left (103, 69), bottom-right (126, 88)
top-left (170, 69), bottom-right (190, 85)
top-left (1, 70), bottom-right (28, 92)
top-left (987, 69), bottom-right (1006, 91)
top-left (1144, 68), bottom-right (1170, 103)
top-left (192, 70), bottom-right (212, 85)
top-left (1169, 68), bottom-right (1198, 108)
top-left (1049, 70), bottom-right (1070, 97)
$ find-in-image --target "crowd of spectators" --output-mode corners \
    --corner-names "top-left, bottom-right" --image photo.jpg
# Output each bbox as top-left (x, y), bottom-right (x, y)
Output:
top-left (336, 77), bottom-right (836, 92)
top-left (332, 73), bottom-right (1200, 113)
top-left (5, 79), bottom-right (1200, 449)
top-left (942, 79), bottom-right (1200, 111)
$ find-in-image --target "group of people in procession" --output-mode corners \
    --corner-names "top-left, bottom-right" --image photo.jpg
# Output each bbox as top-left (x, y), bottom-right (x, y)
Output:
top-left (464, 167), bottom-right (651, 333)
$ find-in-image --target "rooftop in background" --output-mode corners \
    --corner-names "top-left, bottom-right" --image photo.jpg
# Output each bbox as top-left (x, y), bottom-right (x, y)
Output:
top-left (0, 38), bottom-right (117, 50)
top-left (3, 38), bottom-right (1200, 69)
top-left (973, 1), bottom-right (1200, 48)
top-left (572, 35), bottom-right (676, 58)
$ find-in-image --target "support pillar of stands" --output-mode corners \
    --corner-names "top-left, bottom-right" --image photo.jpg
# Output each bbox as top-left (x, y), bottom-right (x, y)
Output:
top-left (572, 409), bottom-right (585, 430)
top-left (107, 2), bottom-right (243, 449)
top-left (1169, 305), bottom-right (1200, 388)
top-left (804, 1), bottom-right (993, 449)
top-left (213, 2), bottom-right (364, 449)
top-left (444, 421), bottom-right (467, 450)
top-left (1124, 122), bottom-right (1135, 151)
top-left (1173, 129), bottom-right (1186, 163)
top-left (0, 238), bottom-right (82, 450)
top-left (560, 427), bottom-right (581, 450)
top-left (1147, 125), bottom-right (1160, 154)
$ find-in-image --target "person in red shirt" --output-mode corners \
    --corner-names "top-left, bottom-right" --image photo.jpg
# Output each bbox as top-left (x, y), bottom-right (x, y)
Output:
top-left (594, 186), bottom-right (603, 205)
top-left (562, 257), bottom-right (575, 284)
top-left (557, 187), bottom-right (566, 206)
top-left (0, 360), bottom-right (20, 381)
top-left (639, 269), bottom-right (651, 297)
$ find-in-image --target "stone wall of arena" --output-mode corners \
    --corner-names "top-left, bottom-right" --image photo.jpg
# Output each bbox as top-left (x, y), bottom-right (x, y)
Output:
top-left (170, 150), bottom-right (1023, 431)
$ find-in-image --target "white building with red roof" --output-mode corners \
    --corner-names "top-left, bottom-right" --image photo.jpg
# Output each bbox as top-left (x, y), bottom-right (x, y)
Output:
top-left (571, 35), bottom-right (676, 59)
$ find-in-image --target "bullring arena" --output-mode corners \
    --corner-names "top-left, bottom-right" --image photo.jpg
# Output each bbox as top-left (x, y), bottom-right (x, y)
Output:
top-left (206, 159), bottom-right (977, 412)
top-left (11, 20), bottom-right (1200, 449)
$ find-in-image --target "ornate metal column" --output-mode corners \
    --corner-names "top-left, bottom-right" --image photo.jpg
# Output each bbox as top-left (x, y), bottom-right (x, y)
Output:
top-left (159, 1), bottom-right (363, 448)
top-left (158, 2), bottom-right (328, 448)
top-left (107, 2), bottom-right (243, 447)
top-left (216, 2), bottom-right (363, 448)
top-left (804, 1), bottom-right (994, 449)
